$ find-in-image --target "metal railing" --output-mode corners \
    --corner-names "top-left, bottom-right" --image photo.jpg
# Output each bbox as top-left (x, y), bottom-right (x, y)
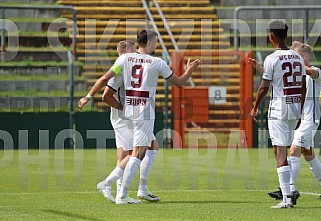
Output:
top-left (142, 0), bottom-right (199, 146)
top-left (151, 0), bottom-right (195, 87)
top-left (67, 50), bottom-right (75, 147)
top-left (152, 0), bottom-right (179, 52)
top-left (233, 5), bottom-right (321, 51)
top-left (141, 0), bottom-right (170, 62)
top-left (0, 5), bottom-right (77, 56)
top-left (141, 0), bottom-right (173, 145)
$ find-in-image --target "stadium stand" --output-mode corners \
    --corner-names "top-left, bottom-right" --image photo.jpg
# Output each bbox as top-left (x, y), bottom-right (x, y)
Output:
top-left (0, 2), bottom-right (84, 112)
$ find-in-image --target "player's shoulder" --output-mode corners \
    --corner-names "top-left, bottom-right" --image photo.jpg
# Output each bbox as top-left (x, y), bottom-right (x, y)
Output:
top-left (150, 56), bottom-right (167, 65)
top-left (119, 52), bottom-right (140, 59)
top-left (145, 54), bottom-right (162, 61)
top-left (118, 53), bottom-right (128, 58)
top-left (266, 50), bottom-right (282, 60)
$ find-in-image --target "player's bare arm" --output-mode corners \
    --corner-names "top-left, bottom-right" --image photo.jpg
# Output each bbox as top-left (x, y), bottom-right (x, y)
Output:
top-left (78, 69), bottom-right (116, 109)
top-left (250, 79), bottom-right (270, 120)
top-left (102, 86), bottom-right (123, 110)
top-left (248, 58), bottom-right (264, 74)
top-left (168, 58), bottom-right (202, 86)
top-left (305, 66), bottom-right (319, 79)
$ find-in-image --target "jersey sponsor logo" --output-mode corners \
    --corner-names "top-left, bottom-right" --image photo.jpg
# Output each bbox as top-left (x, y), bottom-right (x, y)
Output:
top-left (126, 97), bottom-right (147, 106)
top-left (285, 95), bottom-right (301, 104)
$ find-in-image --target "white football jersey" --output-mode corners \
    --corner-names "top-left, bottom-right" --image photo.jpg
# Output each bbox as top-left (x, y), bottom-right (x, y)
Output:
top-left (263, 49), bottom-right (306, 120)
top-left (301, 66), bottom-right (321, 123)
top-left (112, 53), bottom-right (173, 120)
top-left (107, 75), bottom-right (125, 128)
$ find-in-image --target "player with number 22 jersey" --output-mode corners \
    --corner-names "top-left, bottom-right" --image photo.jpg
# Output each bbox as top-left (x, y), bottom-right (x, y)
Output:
top-left (263, 50), bottom-right (306, 120)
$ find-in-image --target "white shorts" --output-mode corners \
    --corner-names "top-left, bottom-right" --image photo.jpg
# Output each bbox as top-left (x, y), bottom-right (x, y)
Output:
top-left (113, 119), bottom-right (155, 150)
top-left (292, 120), bottom-right (319, 150)
top-left (268, 119), bottom-right (298, 146)
top-left (128, 119), bottom-right (154, 147)
top-left (113, 119), bottom-right (134, 151)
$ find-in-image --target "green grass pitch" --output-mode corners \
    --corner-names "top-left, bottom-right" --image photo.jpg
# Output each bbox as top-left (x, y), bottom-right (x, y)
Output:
top-left (1, 148), bottom-right (321, 220)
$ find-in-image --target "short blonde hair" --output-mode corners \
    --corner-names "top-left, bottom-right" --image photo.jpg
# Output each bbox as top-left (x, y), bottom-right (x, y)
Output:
top-left (290, 41), bottom-right (312, 55)
top-left (117, 40), bottom-right (136, 55)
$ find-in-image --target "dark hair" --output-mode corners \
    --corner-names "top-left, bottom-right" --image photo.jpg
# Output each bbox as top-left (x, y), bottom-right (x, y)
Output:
top-left (137, 29), bottom-right (158, 47)
top-left (269, 20), bottom-right (288, 40)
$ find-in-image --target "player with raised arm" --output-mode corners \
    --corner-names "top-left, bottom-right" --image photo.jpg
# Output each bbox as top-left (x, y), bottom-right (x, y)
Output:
top-left (250, 21), bottom-right (306, 209)
top-left (101, 29), bottom-right (201, 204)
top-left (79, 41), bottom-right (160, 203)
top-left (78, 41), bottom-right (136, 109)
top-left (251, 42), bottom-right (321, 202)
top-left (97, 42), bottom-right (161, 203)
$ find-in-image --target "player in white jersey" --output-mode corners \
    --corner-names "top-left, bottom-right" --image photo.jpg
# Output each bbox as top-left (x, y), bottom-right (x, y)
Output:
top-left (100, 68), bottom-right (161, 203)
top-left (250, 41), bottom-right (321, 202)
top-left (271, 42), bottom-right (321, 201)
top-left (100, 29), bottom-right (201, 204)
top-left (250, 21), bottom-right (306, 209)
top-left (79, 41), bottom-right (160, 203)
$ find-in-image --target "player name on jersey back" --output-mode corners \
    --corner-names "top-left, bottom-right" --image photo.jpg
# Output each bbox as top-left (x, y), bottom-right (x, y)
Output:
top-left (278, 54), bottom-right (301, 61)
top-left (128, 57), bottom-right (152, 64)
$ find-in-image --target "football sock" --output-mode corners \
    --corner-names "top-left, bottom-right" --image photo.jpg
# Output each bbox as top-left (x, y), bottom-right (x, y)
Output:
top-left (277, 166), bottom-right (291, 200)
top-left (119, 157), bottom-right (141, 199)
top-left (139, 150), bottom-right (158, 191)
top-left (116, 176), bottom-right (122, 195)
top-left (105, 167), bottom-right (124, 187)
top-left (287, 156), bottom-right (292, 180)
top-left (308, 157), bottom-right (321, 184)
top-left (289, 156), bottom-right (300, 192)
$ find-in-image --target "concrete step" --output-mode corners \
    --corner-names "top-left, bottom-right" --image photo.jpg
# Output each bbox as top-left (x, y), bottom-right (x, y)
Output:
top-left (58, 0), bottom-right (142, 6)
top-left (0, 96), bottom-right (82, 111)
top-left (2, 51), bottom-right (69, 62)
top-left (0, 65), bottom-right (81, 76)
top-left (8, 20), bottom-right (66, 32)
top-left (77, 27), bottom-right (223, 35)
top-left (71, 20), bottom-right (221, 28)
top-left (59, 0), bottom-right (210, 6)
top-left (3, 8), bottom-right (60, 19)
top-left (2, 36), bottom-right (71, 48)
top-left (0, 80), bottom-right (86, 91)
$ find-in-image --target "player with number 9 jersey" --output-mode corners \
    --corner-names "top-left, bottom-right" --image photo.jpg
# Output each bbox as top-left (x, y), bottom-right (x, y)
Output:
top-left (112, 53), bottom-right (173, 120)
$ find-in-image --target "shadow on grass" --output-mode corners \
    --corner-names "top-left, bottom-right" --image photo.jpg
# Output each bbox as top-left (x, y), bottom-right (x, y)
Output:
top-left (159, 200), bottom-right (268, 204)
top-left (292, 206), bottom-right (321, 209)
top-left (42, 209), bottom-right (104, 221)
